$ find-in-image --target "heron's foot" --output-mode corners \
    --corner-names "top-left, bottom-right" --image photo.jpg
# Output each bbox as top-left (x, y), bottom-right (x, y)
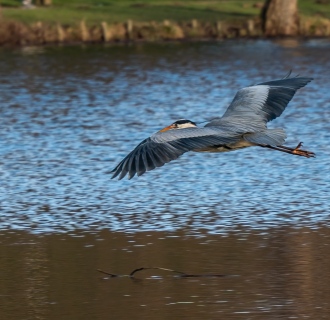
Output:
top-left (259, 142), bottom-right (315, 158)
top-left (292, 142), bottom-right (315, 158)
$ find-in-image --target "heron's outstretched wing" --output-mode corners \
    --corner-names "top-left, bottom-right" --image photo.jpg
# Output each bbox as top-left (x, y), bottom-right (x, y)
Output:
top-left (207, 75), bottom-right (313, 126)
top-left (110, 127), bottom-right (239, 180)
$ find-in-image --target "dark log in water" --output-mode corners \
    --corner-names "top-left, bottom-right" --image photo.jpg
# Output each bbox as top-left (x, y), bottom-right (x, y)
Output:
top-left (97, 267), bottom-right (227, 279)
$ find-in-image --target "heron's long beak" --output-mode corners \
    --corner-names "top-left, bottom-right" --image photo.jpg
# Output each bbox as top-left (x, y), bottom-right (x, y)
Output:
top-left (159, 124), bottom-right (175, 132)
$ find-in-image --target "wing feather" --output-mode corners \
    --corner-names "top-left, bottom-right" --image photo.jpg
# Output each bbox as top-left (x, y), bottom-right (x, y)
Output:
top-left (208, 76), bottom-right (313, 126)
top-left (110, 127), bottom-right (239, 180)
top-left (244, 129), bottom-right (287, 146)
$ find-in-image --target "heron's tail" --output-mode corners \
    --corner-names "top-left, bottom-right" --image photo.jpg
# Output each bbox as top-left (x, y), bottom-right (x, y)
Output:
top-left (243, 129), bottom-right (286, 146)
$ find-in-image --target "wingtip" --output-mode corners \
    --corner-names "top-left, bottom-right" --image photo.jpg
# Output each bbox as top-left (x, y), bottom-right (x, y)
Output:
top-left (108, 169), bottom-right (121, 180)
top-left (128, 170), bottom-right (139, 180)
top-left (283, 70), bottom-right (293, 79)
top-left (282, 70), bottom-right (314, 82)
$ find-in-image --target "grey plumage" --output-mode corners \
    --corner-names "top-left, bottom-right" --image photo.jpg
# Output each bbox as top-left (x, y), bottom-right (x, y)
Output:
top-left (111, 74), bottom-right (314, 180)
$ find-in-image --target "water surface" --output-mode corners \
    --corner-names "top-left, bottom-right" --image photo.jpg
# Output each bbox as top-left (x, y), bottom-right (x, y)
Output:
top-left (0, 39), bottom-right (329, 319)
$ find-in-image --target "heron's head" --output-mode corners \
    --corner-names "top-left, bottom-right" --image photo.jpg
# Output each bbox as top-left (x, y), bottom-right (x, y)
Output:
top-left (159, 119), bottom-right (197, 132)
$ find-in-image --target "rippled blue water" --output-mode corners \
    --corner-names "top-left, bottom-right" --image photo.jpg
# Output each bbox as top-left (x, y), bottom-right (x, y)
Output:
top-left (0, 40), bottom-right (329, 234)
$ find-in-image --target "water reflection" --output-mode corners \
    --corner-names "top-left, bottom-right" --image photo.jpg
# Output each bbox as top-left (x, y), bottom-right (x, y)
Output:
top-left (0, 228), bottom-right (329, 319)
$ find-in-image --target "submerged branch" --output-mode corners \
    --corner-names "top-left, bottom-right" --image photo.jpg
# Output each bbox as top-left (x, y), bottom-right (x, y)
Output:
top-left (97, 267), bottom-right (226, 279)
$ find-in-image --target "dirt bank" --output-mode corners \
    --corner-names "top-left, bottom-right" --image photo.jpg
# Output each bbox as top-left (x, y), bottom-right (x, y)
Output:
top-left (0, 17), bottom-right (330, 46)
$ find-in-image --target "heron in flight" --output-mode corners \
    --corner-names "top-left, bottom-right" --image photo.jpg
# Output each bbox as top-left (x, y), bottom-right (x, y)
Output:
top-left (111, 74), bottom-right (315, 180)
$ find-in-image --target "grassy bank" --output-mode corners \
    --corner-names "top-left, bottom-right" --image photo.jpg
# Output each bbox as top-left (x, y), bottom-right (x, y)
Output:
top-left (1, 0), bottom-right (330, 45)
top-left (1, 0), bottom-right (330, 24)
top-left (0, 1), bottom-right (262, 24)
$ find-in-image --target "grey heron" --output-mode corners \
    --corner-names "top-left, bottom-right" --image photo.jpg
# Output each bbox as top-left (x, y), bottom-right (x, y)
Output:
top-left (111, 74), bottom-right (315, 180)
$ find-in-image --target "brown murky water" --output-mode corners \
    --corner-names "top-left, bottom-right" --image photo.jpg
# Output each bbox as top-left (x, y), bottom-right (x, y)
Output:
top-left (0, 40), bottom-right (330, 319)
top-left (1, 228), bottom-right (330, 320)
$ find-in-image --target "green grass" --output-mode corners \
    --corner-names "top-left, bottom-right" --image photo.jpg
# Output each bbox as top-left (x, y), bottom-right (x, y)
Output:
top-left (1, 0), bottom-right (330, 25)
top-left (299, 0), bottom-right (330, 19)
top-left (0, 0), bottom-right (259, 25)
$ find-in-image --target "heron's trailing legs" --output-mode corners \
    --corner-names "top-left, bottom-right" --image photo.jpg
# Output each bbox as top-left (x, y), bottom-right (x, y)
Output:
top-left (260, 142), bottom-right (315, 158)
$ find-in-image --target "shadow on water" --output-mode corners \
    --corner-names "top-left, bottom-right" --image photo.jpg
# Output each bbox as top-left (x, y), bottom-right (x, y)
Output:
top-left (0, 39), bottom-right (330, 319)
